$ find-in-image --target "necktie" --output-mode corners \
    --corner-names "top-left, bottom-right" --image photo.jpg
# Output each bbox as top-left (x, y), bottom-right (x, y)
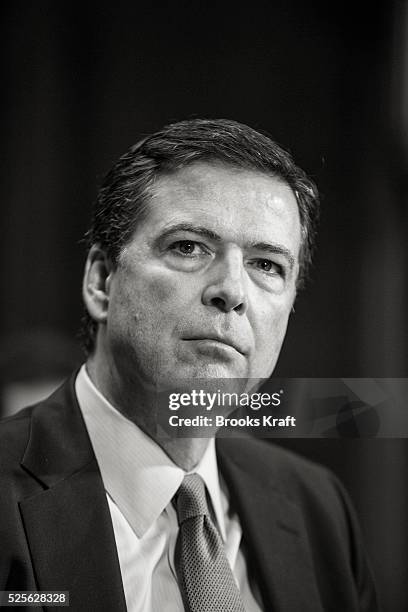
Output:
top-left (174, 473), bottom-right (246, 612)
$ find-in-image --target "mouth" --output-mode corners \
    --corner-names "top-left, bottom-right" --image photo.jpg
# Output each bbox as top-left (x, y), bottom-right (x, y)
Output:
top-left (183, 335), bottom-right (247, 356)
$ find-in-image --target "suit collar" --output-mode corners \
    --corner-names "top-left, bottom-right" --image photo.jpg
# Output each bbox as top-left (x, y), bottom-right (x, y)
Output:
top-left (19, 374), bottom-right (127, 611)
top-left (75, 365), bottom-right (228, 541)
top-left (21, 372), bottom-right (94, 486)
top-left (216, 438), bottom-right (323, 612)
top-left (20, 377), bottom-right (322, 612)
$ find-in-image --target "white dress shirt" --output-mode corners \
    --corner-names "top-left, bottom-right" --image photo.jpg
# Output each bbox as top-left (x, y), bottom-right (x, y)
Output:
top-left (76, 365), bottom-right (262, 612)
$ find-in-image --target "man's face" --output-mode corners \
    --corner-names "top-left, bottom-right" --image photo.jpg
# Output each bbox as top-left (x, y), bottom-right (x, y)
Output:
top-left (103, 162), bottom-right (301, 390)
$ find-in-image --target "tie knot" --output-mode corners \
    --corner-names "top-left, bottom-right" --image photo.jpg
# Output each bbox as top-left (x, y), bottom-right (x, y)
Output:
top-left (175, 473), bottom-right (209, 524)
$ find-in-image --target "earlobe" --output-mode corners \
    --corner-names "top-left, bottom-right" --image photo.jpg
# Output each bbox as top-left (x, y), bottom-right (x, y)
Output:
top-left (82, 245), bottom-right (114, 325)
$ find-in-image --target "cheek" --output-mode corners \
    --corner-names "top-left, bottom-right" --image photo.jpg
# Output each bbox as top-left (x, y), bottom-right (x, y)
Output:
top-left (144, 272), bottom-right (176, 303)
top-left (249, 307), bottom-right (291, 378)
top-left (251, 300), bottom-right (292, 351)
top-left (112, 267), bottom-right (199, 329)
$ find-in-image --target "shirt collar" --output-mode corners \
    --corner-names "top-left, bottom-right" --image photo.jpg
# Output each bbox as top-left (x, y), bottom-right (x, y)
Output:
top-left (75, 365), bottom-right (226, 541)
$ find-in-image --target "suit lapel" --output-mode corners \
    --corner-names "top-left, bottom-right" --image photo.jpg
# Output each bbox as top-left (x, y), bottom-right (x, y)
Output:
top-left (19, 377), bottom-right (127, 611)
top-left (217, 439), bottom-right (323, 612)
top-left (18, 379), bottom-right (324, 611)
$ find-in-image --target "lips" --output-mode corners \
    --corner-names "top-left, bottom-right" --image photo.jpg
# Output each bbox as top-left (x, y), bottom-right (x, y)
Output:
top-left (183, 334), bottom-right (248, 356)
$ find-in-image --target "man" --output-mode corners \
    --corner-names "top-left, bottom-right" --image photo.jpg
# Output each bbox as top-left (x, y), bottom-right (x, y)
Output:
top-left (0, 119), bottom-right (379, 611)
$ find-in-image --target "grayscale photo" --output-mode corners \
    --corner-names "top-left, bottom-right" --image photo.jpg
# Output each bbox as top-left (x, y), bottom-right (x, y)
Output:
top-left (1, 2), bottom-right (407, 611)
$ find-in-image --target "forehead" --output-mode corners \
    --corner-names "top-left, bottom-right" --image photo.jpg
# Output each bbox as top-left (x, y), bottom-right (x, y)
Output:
top-left (138, 162), bottom-right (301, 252)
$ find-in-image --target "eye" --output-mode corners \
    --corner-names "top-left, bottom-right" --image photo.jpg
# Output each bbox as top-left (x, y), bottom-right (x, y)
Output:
top-left (169, 240), bottom-right (205, 256)
top-left (253, 259), bottom-right (283, 275)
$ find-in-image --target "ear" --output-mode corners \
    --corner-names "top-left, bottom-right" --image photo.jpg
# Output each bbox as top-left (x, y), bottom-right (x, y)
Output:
top-left (82, 245), bottom-right (114, 325)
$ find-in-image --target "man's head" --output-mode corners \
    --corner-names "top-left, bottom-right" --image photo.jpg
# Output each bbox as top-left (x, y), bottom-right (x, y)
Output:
top-left (82, 119), bottom-right (319, 401)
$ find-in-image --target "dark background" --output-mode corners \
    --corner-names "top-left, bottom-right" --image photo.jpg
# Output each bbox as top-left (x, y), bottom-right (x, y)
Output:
top-left (1, 1), bottom-right (407, 610)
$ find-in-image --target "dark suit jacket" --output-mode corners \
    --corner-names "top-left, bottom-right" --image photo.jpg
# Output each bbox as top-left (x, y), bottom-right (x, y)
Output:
top-left (0, 375), bottom-right (379, 611)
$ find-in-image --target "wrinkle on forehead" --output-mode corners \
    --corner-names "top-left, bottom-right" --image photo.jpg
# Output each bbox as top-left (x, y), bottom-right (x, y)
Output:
top-left (136, 161), bottom-right (301, 260)
top-left (150, 162), bottom-right (296, 209)
top-left (150, 162), bottom-right (298, 219)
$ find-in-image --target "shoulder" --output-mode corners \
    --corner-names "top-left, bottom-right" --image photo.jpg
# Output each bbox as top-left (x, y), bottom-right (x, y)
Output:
top-left (217, 437), bottom-right (365, 563)
top-left (0, 374), bottom-right (78, 473)
top-left (0, 405), bottom-right (43, 555)
top-left (216, 437), bottom-right (353, 525)
top-left (217, 436), bottom-right (335, 488)
top-left (216, 438), bottom-right (380, 611)
top-left (0, 405), bottom-right (35, 466)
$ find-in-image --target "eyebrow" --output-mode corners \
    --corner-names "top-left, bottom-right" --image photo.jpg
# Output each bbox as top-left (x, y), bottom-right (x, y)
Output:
top-left (157, 222), bottom-right (296, 270)
top-left (247, 242), bottom-right (296, 269)
top-left (159, 223), bottom-right (222, 243)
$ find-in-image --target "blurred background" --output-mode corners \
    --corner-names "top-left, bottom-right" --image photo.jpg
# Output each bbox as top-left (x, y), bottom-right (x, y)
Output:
top-left (1, 1), bottom-right (407, 609)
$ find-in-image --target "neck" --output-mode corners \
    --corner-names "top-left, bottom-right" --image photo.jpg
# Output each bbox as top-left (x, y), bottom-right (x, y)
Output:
top-left (158, 438), bottom-right (211, 471)
top-left (86, 356), bottom-right (212, 470)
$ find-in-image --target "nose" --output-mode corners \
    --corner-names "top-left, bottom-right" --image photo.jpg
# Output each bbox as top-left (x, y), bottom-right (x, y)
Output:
top-left (201, 248), bottom-right (248, 315)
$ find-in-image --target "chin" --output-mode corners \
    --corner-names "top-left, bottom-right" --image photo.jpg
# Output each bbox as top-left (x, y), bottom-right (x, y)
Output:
top-left (191, 361), bottom-right (250, 379)
top-left (154, 364), bottom-right (242, 386)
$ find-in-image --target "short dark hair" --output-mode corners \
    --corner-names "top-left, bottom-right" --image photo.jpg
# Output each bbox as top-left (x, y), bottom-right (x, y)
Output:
top-left (80, 118), bottom-right (319, 354)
